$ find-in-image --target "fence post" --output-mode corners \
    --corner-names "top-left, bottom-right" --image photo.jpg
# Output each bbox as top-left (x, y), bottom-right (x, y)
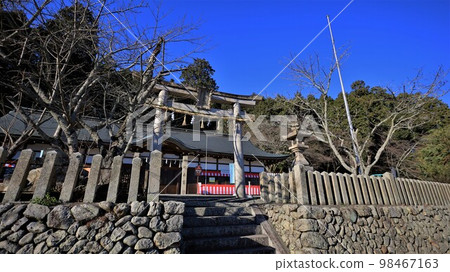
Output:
top-left (0, 146), bottom-right (7, 174)
top-left (180, 156), bottom-right (189, 195)
top-left (321, 172), bottom-right (334, 205)
top-left (293, 164), bottom-right (309, 205)
top-left (329, 172), bottom-right (342, 205)
top-left (438, 183), bottom-right (447, 205)
top-left (351, 174), bottom-right (364, 205)
top-left (260, 171), bottom-right (269, 202)
top-left (106, 155), bottom-right (123, 203)
top-left (410, 179), bottom-right (423, 205)
top-left (274, 174), bottom-right (282, 203)
top-left (383, 172), bottom-right (400, 205)
top-left (405, 179), bottom-right (418, 205)
top-left (418, 181), bottom-right (431, 205)
top-left (377, 177), bottom-right (390, 205)
top-left (364, 175), bottom-right (376, 205)
top-left (344, 174), bottom-right (356, 205)
top-left (370, 176), bottom-right (383, 205)
top-left (268, 174), bottom-right (275, 203)
top-left (127, 157), bottom-right (142, 203)
top-left (397, 178), bottom-right (411, 205)
top-left (443, 184), bottom-right (450, 205)
top-left (60, 152), bottom-right (83, 202)
top-left (147, 150), bottom-right (162, 202)
top-left (412, 179), bottom-right (425, 205)
top-left (425, 181), bottom-right (435, 205)
top-left (84, 154), bottom-right (102, 203)
top-left (428, 181), bottom-right (440, 205)
top-left (381, 175), bottom-right (395, 205)
top-left (313, 171), bottom-right (326, 205)
top-left (358, 176), bottom-right (370, 205)
top-left (423, 181), bottom-right (434, 205)
top-left (2, 149), bottom-right (34, 203)
top-left (394, 175), bottom-right (406, 205)
top-left (434, 182), bottom-right (444, 205)
top-left (337, 173), bottom-right (349, 205)
top-left (281, 173), bottom-right (289, 203)
top-left (288, 171), bottom-right (296, 204)
top-left (444, 184), bottom-right (450, 205)
top-left (33, 150), bottom-right (61, 199)
top-left (307, 170), bottom-right (317, 205)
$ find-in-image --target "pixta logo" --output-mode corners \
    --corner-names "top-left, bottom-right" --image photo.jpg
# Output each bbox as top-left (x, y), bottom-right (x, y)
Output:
top-left (208, 114), bottom-right (326, 143)
top-left (126, 106), bottom-right (171, 150)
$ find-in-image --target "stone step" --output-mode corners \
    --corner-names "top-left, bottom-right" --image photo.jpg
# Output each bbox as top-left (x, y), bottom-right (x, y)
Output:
top-left (183, 215), bottom-right (256, 227)
top-left (160, 195), bottom-right (262, 207)
top-left (182, 224), bottom-right (261, 239)
top-left (181, 199), bottom-right (262, 207)
top-left (160, 195), bottom-right (234, 202)
top-left (183, 234), bottom-right (270, 253)
top-left (182, 201), bottom-right (254, 207)
top-left (205, 246), bottom-right (276, 254)
top-left (184, 206), bottom-right (253, 217)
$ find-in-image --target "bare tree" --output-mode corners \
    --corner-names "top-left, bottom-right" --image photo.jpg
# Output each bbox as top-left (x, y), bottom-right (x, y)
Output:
top-left (0, 93), bottom-right (57, 159)
top-left (1, 0), bottom-right (202, 162)
top-left (290, 53), bottom-right (448, 175)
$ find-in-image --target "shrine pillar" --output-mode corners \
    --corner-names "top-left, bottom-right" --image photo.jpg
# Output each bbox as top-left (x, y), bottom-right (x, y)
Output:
top-left (233, 102), bottom-right (246, 198)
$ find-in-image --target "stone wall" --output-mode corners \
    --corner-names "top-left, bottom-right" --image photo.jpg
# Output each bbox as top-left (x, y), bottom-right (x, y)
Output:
top-left (262, 204), bottom-right (450, 254)
top-left (0, 200), bottom-right (184, 254)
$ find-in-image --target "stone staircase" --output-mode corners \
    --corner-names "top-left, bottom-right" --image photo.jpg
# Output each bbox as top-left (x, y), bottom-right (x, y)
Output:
top-left (163, 196), bottom-right (276, 254)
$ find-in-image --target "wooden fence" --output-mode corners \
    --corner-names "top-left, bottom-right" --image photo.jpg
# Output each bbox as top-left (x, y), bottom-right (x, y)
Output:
top-left (0, 148), bottom-right (162, 203)
top-left (1, 147), bottom-right (449, 206)
top-left (260, 164), bottom-right (450, 206)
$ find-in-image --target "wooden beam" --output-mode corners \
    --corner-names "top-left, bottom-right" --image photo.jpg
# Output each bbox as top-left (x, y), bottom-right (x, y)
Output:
top-left (155, 83), bottom-right (258, 106)
top-left (150, 100), bottom-right (255, 122)
top-left (210, 94), bottom-right (256, 106)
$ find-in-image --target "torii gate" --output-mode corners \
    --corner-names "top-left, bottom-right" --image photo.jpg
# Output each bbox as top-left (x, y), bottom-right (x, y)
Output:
top-left (149, 82), bottom-right (261, 199)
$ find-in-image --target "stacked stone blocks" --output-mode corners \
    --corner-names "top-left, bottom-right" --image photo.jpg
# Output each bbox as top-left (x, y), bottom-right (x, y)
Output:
top-left (263, 204), bottom-right (450, 254)
top-left (0, 200), bottom-right (184, 254)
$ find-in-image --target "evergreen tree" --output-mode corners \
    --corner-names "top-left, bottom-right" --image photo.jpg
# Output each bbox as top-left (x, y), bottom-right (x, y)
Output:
top-left (416, 125), bottom-right (450, 183)
top-left (180, 58), bottom-right (218, 91)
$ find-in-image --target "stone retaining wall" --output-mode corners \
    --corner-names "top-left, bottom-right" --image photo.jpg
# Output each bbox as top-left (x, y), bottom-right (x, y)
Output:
top-left (0, 200), bottom-right (184, 254)
top-left (262, 204), bottom-right (450, 254)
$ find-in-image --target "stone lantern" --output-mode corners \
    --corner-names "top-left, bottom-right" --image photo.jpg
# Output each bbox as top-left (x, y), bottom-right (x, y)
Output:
top-left (287, 123), bottom-right (313, 171)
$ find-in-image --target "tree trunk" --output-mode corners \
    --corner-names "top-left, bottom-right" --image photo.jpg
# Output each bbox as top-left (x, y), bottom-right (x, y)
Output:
top-left (66, 129), bottom-right (79, 155)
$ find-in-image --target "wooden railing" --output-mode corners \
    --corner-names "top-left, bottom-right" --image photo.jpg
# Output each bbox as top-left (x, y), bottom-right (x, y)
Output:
top-left (260, 164), bottom-right (450, 206)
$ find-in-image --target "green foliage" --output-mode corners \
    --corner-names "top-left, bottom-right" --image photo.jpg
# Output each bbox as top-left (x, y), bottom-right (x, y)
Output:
top-left (31, 193), bottom-right (60, 206)
top-left (416, 125), bottom-right (450, 183)
top-left (181, 58), bottom-right (218, 91)
top-left (248, 79), bottom-right (450, 175)
top-left (250, 95), bottom-right (294, 116)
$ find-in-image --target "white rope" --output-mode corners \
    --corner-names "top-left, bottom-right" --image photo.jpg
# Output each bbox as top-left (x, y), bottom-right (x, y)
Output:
top-left (253, 0), bottom-right (356, 100)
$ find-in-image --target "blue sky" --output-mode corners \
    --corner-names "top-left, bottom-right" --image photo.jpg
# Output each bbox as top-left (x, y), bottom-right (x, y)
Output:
top-left (136, 0), bottom-right (450, 104)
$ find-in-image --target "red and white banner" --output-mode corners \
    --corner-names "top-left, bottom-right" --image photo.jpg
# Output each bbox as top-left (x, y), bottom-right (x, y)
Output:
top-left (197, 183), bottom-right (260, 195)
